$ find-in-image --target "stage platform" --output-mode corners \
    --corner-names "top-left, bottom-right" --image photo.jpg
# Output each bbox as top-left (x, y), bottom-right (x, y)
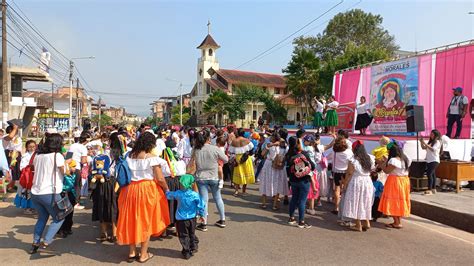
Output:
top-left (411, 190), bottom-right (474, 233)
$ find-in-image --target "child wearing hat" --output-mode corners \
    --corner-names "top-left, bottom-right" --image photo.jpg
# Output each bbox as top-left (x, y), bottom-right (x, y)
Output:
top-left (166, 175), bottom-right (206, 260)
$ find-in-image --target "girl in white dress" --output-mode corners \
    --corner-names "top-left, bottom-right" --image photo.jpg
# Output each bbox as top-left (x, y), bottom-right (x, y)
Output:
top-left (342, 140), bottom-right (375, 232)
top-left (313, 134), bottom-right (336, 206)
top-left (259, 133), bottom-right (288, 210)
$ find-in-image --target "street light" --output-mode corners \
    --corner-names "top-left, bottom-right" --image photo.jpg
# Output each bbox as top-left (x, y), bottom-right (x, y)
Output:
top-left (69, 56), bottom-right (95, 139)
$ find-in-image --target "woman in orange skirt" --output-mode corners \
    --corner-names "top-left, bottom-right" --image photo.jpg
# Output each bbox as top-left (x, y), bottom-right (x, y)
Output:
top-left (116, 132), bottom-right (170, 263)
top-left (378, 141), bottom-right (411, 229)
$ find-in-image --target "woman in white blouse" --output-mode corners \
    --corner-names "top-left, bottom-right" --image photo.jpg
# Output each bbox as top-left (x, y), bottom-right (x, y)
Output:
top-left (355, 96), bottom-right (373, 136)
top-left (378, 141), bottom-right (411, 229)
top-left (419, 129), bottom-right (442, 195)
top-left (325, 96), bottom-right (339, 135)
top-left (116, 132), bottom-right (170, 263)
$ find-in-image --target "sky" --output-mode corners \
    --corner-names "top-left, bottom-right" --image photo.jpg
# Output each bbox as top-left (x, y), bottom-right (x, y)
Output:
top-left (10, 0), bottom-right (474, 116)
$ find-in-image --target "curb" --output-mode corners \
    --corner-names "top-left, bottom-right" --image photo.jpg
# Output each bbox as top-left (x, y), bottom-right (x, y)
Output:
top-left (411, 199), bottom-right (474, 233)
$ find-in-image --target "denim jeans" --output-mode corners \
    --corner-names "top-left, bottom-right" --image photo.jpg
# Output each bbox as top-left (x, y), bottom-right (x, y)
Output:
top-left (31, 194), bottom-right (65, 245)
top-left (196, 179), bottom-right (225, 224)
top-left (426, 162), bottom-right (439, 190)
top-left (446, 114), bottom-right (463, 138)
top-left (289, 180), bottom-right (310, 223)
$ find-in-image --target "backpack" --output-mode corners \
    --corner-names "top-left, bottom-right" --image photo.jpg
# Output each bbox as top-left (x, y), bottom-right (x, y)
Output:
top-left (289, 152), bottom-right (312, 178)
top-left (19, 153), bottom-right (36, 189)
top-left (116, 152), bottom-right (132, 187)
top-left (272, 149), bottom-right (285, 170)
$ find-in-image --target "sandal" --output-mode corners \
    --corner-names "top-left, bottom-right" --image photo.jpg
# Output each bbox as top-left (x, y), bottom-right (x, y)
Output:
top-left (385, 223), bottom-right (402, 229)
top-left (272, 206), bottom-right (280, 211)
top-left (107, 235), bottom-right (118, 243)
top-left (233, 191), bottom-right (239, 197)
top-left (96, 233), bottom-right (108, 242)
top-left (138, 253), bottom-right (154, 263)
top-left (362, 226), bottom-right (370, 231)
top-left (349, 226), bottom-right (362, 232)
top-left (260, 204), bottom-right (267, 209)
top-left (127, 254), bottom-right (139, 263)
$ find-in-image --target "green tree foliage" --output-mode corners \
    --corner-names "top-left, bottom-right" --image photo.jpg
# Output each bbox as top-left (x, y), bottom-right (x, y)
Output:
top-left (171, 105), bottom-right (191, 125)
top-left (92, 114), bottom-right (113, 128)
top-left (144, 116), bottom-right (162, 126)
top-left (290, 9), bottom-right (399, 96)
top-left (203, 90), bottom-right (234, 125)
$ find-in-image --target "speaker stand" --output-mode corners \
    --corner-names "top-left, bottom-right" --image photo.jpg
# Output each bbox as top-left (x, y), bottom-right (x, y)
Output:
top-left (416, 131), bottom-right (419, 161)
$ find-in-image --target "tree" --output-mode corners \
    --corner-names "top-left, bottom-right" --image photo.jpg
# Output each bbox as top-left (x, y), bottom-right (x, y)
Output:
top-left (144, 116), bottom-right (162, 127)
top-left (91, 114), bottom-right (113, 128)
top-left (283, 49), bottom-right (320, 113)
top-left (170, 105), bottom-right (191, 125)
top-left (203, 90), bottom-right (234, 125)
top-left (290, 9), bottom-right (399, 96)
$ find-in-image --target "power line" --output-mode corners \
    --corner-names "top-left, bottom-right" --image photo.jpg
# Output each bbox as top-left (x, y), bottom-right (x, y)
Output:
top-left (234, 0), bottom-right (344, 69)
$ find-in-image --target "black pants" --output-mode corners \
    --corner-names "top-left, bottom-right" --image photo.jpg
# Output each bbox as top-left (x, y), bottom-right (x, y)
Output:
top-left (426, 162), bottom-right (439, 190)
top-left (176, 218), bottom-right (199, 255)
top-left (223, 163), bottom-right (232, 182)
top-left (372, 197), bottom-right (382, 221)
top-left (446, 114), bottom-right (463, 138)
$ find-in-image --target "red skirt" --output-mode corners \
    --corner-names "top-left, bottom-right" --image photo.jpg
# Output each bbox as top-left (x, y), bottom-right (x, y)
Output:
top-left (117, 180), bottom-right (170, 245)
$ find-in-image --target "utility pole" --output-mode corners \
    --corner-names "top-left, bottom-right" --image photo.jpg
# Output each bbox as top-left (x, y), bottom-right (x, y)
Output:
top-left (98, 96), bottom-right (102, 133)
top-left (51, 83), bottom-right (54, 127)
top-left (1, 0), bottom-right (8, 127)
top-left (76, 77), bottom-right (80, 128)
top-left (68, 60), bottom-right (74, 139)
top-left (180, 83), bottom-right (183, 126)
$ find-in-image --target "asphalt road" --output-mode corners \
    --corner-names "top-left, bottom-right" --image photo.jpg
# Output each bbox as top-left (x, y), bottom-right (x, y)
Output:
top-left (1, 184), bottom-right (473, 265)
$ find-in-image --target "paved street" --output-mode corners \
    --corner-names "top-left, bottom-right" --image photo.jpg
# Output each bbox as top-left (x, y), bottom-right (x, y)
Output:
top-left (1, 184), bottom-right (473, 265)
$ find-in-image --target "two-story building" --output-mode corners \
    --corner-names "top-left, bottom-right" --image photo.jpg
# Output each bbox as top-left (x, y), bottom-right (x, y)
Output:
top-left (190, 26), bottom-right (306, 127)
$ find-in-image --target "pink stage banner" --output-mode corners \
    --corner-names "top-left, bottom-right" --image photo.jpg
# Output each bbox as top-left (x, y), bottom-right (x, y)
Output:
top-left (334, 43), bottom-right (474, 138)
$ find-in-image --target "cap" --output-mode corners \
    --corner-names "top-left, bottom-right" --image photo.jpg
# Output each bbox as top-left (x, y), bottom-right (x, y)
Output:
top-left (452, 87), bottom-right (463, 92)
top-left (251, 132), bottom-right (260, 140)
top-left (303, 134), bottom-right (315, 143)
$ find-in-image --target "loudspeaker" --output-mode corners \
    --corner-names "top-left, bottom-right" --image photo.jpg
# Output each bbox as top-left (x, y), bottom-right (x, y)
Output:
top-left (409, 160), bottom-right (427, 178)
top-left (406, 105), bottom-right (425, 132)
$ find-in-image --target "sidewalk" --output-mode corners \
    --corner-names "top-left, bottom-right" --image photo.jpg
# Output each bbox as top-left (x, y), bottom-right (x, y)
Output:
top-left (411, 190), bottom-right (474, 233)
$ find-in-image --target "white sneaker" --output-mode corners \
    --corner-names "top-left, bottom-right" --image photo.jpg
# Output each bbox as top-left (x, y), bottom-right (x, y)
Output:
top-left (306, 209), bottom-right (316, 215)
top-left (74, 204), bottom-right (85, 210)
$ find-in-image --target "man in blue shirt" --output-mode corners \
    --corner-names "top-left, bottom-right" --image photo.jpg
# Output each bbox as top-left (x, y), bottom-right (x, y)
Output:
top-left (166, 174), bottom-right (206, 259)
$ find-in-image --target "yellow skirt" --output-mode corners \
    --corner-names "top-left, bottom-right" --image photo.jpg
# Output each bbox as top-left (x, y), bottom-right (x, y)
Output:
top-left (378, 175), bottom-right (411, 217)
top-left (233, 154), bottom-right (255, 185)
top-left (117, 180), bottom-right (170, 245)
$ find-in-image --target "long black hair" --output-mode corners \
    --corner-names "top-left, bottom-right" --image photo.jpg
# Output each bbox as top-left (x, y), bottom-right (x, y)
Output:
top-left (285, 136), bottom-right (300, 163)
top-left (314, 134), bottom-right (321, 153)
top-left (237, 128), bottom-right (246, 137)
top-left (428, 129), bottom-right (441, 147)
top-left (130, 132), bottom-right (156, 158)
top-left (387, 142), bottom-right (409, 169)
top-left (352, 143), bottom-right (372, 172)
top-left (194, 130), bottom-right (210, 150)
top-left (37, 133), bottom-right (63, 154)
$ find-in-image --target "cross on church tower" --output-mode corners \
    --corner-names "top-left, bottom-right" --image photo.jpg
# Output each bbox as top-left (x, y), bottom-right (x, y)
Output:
top-left (207, 20), bottom-right (211, 34)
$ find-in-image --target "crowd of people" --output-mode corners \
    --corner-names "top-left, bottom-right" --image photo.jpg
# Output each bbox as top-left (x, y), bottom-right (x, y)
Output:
top-left (0, 121), bottom-right (422, 262)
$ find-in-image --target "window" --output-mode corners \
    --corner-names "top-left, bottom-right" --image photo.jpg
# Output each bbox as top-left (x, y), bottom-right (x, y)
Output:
top-left (206, 83), bottom-right (211, 94)
top-left (253, 111), bottom-right (257, 120)
top-left (199, 68), bottom-right (203, 77)
top-left (208, 48), bottom-right (213, 56)
top-left (198, 82), bottom-right (202, 95)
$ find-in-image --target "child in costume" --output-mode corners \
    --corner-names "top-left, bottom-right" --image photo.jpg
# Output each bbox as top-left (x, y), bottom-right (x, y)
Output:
top-left (371, 172), bottom-right (384, 222)
top-left (166, 175), bottom-right (205, 260)
top-left (15, 140), bottom-right (37, 213)
top-left (372, 136), bottom-right (390, 163)
top-left (303, 134), bottom-right (319, 215)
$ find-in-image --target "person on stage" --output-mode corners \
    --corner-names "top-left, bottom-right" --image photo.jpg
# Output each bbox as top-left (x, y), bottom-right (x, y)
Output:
top-left (355, 96), bottom-right (373, 135)
top-left (313, 96), bottom-right (325, 133)
top-left (446, 87), bottom-right (468, 139)
top-left (325, 96), bottom-right (339, 135)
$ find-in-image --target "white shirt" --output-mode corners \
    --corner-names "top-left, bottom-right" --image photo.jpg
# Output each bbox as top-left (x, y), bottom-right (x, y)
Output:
top-left (316, 100), bottom-right (324, 113)
top-left (314, 144), bottom-right (325, 163)
top-left (73, 130), bottom-right (82, 138)
top-left (388, 157), bottom-right (410, 176)
top-left (356, 103), bottom-right (369, 115)
top-left (2, 136), bottom-right (22, 152)
top-left (425, 140), bottom-right (441, 163)
top-left (327, 101), bottom-right (339, 109)
top-left (20, 151), bottom-right (34, 171)
top-left (176, 138), bottom-right (186, 158)
top-left (449, 95), bottom-right (468, 115)
top-left (126, 156), bottom-right (167, 181)
top-left (155, 138), bottom-right (167, 157)
top-left (31, 153), bottom-right (65, 195)
top-left (182, 137), bottom-right (193, 158)
top-left (69, 143), bottom-right (88, 169)
top-left (332, 148), bottom-right (354, 173)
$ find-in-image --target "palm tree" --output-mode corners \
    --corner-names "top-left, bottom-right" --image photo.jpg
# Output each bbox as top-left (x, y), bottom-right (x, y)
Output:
top-left (203, 90), bottom-right (233, 126)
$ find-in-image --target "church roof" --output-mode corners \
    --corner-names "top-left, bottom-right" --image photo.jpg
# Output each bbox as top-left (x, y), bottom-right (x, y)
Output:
top-left (215, 69), bottom-right (286, 88)
top-left (197, 34), bottom-right (220, 49)
top-left (205, 78), bottom-right (229, 92)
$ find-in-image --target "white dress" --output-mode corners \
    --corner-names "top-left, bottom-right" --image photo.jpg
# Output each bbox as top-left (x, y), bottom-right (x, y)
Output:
top-left (259, 146), bottom-right (289, 197)
top-left (314, 145), bottom-right (330, 198)
top-left (341, 157), bottom-right (375, 220)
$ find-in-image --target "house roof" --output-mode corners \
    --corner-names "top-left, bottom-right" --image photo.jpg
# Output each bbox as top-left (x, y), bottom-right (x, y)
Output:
top-left (205, 78), bottom-right (228, 92)
top-left (213, 69), bottom-right (286, 88)
top-left (197, 34), bottom-right (220, 49)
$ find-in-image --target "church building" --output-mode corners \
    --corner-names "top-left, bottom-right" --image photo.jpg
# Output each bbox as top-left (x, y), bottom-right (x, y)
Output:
top-left (190, 23), bottom-right (307, 127)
